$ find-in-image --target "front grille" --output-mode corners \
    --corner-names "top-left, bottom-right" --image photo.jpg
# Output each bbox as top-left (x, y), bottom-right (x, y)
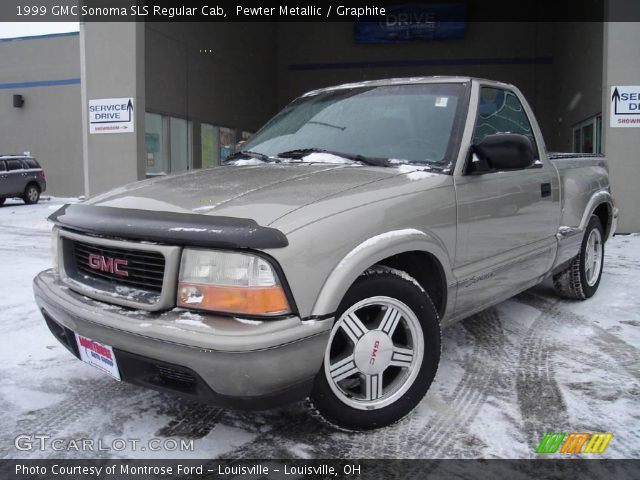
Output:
top-left (71, 240), bottom-right (166, 294)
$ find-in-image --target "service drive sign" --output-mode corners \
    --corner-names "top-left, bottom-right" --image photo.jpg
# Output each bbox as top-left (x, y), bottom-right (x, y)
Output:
top-left (89, 97), bottom-right (135, 134)
top-left (610, 86), bottom-right (640, 128)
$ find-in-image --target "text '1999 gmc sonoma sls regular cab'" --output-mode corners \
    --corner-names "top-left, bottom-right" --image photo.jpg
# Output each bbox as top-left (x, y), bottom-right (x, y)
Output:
top-left (34, 77), bottom-right (618, 430)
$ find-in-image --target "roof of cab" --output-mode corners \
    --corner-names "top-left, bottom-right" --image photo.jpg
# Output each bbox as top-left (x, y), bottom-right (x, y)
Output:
top-left (301, 76), bottom-right (512, 97)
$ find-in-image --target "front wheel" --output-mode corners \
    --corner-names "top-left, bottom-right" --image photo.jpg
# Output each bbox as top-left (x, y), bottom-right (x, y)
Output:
top-left (309, 266), bottom-right (441, 430)
top-left (553, 215), bottom-right (604, 299)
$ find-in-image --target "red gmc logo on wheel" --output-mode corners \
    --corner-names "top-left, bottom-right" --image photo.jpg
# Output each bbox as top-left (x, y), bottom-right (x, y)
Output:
top-left (88, 254), bottom-right (129, 277)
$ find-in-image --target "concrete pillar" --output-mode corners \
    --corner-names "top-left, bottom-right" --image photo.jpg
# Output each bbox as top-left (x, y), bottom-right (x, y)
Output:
top-left (80, 22), bottom-right (145, 197)
top-left (602, 18), bottom-right (640, 233)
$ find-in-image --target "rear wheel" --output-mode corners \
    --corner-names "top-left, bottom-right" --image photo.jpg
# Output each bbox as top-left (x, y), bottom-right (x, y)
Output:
top-left (23, 183), bottom-right (40, 205)
top-left (553, 215), bottom-right (604, 299)
top-left (0, 197), bottom-right (5, 206)
top-left (309, 266), bottom-right (441, 430)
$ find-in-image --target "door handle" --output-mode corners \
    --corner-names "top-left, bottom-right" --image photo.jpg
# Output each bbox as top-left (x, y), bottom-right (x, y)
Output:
top-left (541, 183), bottom-right (551, 198)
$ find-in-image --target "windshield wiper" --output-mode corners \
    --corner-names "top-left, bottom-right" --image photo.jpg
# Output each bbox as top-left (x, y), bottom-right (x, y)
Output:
top-left (306, 121), bottom-right (346, 131)
top-left (276, 148), bottom-right (390, 167)
top-left (224, 150), bottom-right (279, 164)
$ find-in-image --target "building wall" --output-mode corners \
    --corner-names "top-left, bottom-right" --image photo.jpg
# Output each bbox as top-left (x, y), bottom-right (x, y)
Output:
top-left (145, 23), bottom-right (278, 168)
top-left (80, 22), bottom-right (146, 197)
top-left (550, 22), bottom-right (604, 152)
top-left (603, 21), bottom-right (640, 233)
top-left (0, 33), bottom-right (83, 196)
top-left (276, 22), bottom-right (555, 143)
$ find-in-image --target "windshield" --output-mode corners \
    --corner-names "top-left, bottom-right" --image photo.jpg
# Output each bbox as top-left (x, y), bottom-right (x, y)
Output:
top-left (241, 83), bottom-right (468, 165)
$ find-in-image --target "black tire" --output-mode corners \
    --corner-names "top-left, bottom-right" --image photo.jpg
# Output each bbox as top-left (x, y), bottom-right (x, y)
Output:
top-left (309, 266), bottom-right (441, 431)
top-left (23, 183), bottom-right (40, 205)
top-left (0, 197), bottom-right (5, 206)
top-left (553, 215), bottom-right (604, 299)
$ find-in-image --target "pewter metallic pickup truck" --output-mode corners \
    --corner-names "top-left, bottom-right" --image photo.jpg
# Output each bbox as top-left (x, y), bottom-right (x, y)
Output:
top-left (34, 77), bottom-right (618, 430)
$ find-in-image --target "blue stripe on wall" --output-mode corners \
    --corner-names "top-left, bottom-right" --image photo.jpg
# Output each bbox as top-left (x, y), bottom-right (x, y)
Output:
top-left (0, 78), bottom-right (80, 89)
top-left (288, 57), bottom-right (553, 71)
top-left (0, 31), bottom-right (79, 43)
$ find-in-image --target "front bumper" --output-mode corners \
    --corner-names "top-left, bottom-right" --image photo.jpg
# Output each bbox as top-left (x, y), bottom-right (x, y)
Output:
top-left (33, 269), bottom-right (332, 409)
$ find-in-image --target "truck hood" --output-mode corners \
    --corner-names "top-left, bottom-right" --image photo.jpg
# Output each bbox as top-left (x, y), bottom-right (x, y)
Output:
top-left (86, 163), bottom-right (446, 230)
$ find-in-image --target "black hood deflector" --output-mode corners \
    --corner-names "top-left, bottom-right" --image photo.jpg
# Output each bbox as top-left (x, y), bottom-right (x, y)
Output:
top-left (49, 204), bottom-right (288, 249)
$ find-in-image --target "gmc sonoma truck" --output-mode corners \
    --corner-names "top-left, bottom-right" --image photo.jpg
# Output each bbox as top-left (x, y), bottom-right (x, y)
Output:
top-left (34, 77), bottom-right (617, 430)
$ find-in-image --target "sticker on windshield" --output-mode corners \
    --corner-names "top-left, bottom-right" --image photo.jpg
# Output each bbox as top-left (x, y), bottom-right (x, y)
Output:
top-left (435, 97), bottom-right (449, 108)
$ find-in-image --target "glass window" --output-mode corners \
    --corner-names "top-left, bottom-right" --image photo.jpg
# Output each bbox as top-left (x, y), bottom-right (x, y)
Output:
top-left (145, 113), bottom-right (168, 176)
top-left (573, 128), bottom-right (581, 153)
top-left (572, 115), bottom-right (602, 154)
top-left (6, 159), bottom-right (25, 171)
top-left (170, 117), bottom-right (190, 174)
top-left (0, 161), bottom-right (6, 172)
top-left (581, 123), bottom-right (594, 153)
top-left (25, 158), bottom-right (40, 169)
top-left (219, 127), bottom-right (236, 163)
top-left (473, 87), bottom-right (538, 158)
top-left (242, 83), bottom-right (466, 164)
top-left (201, 123), bottom-right (220, 168)
top-left (145, 113), bottom-right (193, 176)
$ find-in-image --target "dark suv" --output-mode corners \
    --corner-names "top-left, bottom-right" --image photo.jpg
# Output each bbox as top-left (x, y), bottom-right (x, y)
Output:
top-left (0, 155), bottom-right (46, 206)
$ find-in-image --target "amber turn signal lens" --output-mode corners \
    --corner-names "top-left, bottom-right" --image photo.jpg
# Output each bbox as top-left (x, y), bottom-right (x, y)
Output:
top-left (177, 282), bottom-right (290, 316)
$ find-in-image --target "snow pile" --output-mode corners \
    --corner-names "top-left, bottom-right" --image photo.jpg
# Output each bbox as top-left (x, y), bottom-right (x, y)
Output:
top-left (293, 152), bottom-right (356, 164)
top-left (226, 158), bottom-right (265, 166)
top-left (396, 164), bottom-right (438, 181)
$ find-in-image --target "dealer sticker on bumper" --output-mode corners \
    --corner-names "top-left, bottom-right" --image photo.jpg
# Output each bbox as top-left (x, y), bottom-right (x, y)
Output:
top-left (74, 333), bottom-right (121, 381)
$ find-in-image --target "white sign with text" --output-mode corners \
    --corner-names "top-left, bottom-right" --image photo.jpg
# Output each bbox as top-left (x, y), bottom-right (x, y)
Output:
top-left (89, 97), bottom-right (135, 134)
top-left (610, 86), bottom-right (640, 128)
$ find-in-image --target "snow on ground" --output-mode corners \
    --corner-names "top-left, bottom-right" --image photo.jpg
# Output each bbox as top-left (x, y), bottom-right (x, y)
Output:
top-left (0, 197), bottom-right (638, 459)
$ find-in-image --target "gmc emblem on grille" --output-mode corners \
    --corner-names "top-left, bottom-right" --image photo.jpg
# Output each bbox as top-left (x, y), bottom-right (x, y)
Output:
top-left (88, 253), bottom-right (129, 277)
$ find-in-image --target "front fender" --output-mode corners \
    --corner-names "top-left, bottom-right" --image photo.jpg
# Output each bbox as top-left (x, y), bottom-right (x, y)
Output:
top-left (310, 228), bottom-right (455, 319)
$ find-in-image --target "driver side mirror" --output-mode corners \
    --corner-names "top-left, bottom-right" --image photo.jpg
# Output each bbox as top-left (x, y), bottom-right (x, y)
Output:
top-left (468, 133), bottom-right (534, 174)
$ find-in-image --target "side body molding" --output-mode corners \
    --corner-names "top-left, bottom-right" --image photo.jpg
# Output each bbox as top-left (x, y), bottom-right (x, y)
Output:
top-left (310, 229), bottom-right (455, 322)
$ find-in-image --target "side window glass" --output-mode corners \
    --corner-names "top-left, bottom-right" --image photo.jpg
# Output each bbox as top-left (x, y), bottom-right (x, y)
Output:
top-left (6, 160), bottom-right (24, 171)
top-left (0, 161), bottom-right (6, 172)
top-left (473, 87), bottom-right (539, 159)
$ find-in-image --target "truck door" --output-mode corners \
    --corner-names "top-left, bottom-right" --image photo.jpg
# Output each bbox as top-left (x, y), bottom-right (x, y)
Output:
top-left (453, 86), bottom-right (559, 317)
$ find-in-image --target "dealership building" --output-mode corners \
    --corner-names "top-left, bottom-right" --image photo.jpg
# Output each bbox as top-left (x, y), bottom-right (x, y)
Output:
top-left (1, 17), bottom-right (639, 231)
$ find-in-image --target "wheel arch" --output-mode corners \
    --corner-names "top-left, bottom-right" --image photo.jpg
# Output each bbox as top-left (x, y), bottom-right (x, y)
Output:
top-left (310, 229), bottom-right (453, 320)
top-left (25, 180), bottom-right (41, 190)
top-left (579, 191), bottom-right (614, 241)
top-left (592, 202), bottom-right (612, 240)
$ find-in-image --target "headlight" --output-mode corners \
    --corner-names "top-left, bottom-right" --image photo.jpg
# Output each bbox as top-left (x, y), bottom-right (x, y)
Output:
top-left (177, 249), bottom-right (291, 316)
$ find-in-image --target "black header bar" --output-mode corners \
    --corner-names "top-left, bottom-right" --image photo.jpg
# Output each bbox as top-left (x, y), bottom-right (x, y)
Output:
top-left (2, 459), bottom-right (640, 480)
top-left (1, 0), bottom-right (639, 23)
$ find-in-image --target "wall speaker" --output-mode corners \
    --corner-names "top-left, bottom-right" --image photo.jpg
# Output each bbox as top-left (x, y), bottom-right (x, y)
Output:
top-left (13, 94), bottom-right (24, 108)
